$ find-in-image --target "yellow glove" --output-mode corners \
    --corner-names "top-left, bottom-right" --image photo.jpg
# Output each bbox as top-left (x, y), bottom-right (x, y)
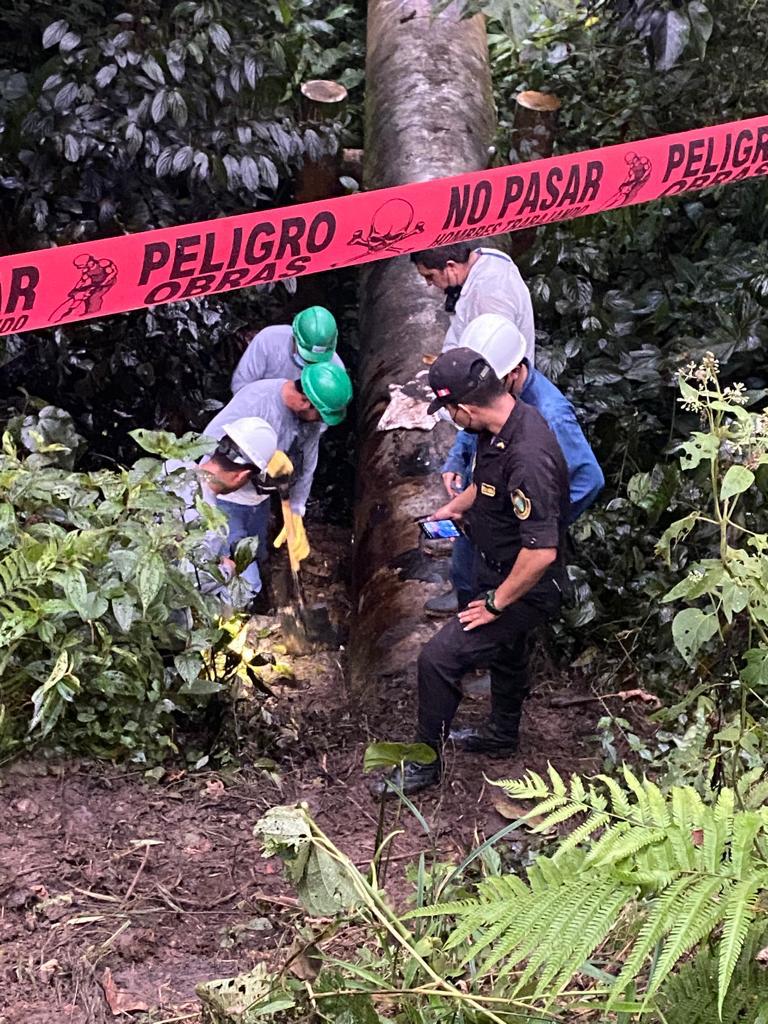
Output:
top-left (274, 511), bottom-right (310, 566)
top-left (266, 450), bottom-right (294, 479)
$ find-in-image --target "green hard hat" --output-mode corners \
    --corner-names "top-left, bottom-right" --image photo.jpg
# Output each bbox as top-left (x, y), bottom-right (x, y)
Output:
top-left (292, 306), bottom-right (338, 363)
top-left (301, 362), bottom-right (353, 426)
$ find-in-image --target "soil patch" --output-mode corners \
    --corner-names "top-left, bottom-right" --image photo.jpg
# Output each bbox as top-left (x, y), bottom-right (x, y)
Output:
top-left (0, 528), bottom-right (651, 1024)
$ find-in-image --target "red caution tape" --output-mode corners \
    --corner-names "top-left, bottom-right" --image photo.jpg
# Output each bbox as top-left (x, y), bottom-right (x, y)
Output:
top-left (1, 115), bottom-right (767, 337)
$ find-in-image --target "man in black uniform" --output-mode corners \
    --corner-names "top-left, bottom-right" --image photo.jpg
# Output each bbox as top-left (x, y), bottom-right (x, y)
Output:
top-left (371, 348), bottom-right (569, 797)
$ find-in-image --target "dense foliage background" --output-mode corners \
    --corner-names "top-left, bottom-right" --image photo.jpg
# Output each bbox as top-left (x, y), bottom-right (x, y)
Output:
top-left (0, 0), bottom-right (363, 481)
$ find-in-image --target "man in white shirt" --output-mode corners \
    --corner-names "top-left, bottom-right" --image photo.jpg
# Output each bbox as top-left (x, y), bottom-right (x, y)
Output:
top-left (163, 417), bottom-right (287, 606)
top-left (203, 363), bottom-right (353, 594)
top-left (410, 244), bottom-right (535, 363)
top-left (232, 305), bottom-right (345, 394)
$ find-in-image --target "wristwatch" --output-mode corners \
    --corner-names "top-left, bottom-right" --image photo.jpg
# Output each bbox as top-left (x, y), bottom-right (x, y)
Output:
top-left (484, 589), bottom-right (503, 616)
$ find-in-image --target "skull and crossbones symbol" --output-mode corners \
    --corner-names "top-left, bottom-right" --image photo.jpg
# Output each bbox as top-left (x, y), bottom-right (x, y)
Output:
top-left (348, 198), bottom-right (425, 256)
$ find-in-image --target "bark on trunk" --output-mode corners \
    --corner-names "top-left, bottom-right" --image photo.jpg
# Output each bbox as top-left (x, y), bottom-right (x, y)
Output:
top-left (349, 0), bottom-right (494, 686)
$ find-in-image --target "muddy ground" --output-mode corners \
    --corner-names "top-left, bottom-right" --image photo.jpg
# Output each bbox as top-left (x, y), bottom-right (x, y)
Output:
top-left (0, 528), bottom-right (649, 1024)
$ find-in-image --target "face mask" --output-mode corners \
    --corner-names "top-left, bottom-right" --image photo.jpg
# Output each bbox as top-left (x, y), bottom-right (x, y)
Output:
top-left (456, 405), bottom-right (483, 434)
top-left (292, 352), bottom-right (308, 369)
top-left (435, 407), bottom-right (454, 423)
top-left (443, 285), bottom-right (462, 313)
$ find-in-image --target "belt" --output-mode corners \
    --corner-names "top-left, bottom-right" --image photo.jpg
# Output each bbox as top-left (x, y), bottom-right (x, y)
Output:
top-left (478, 549), bottom-right (513, 574)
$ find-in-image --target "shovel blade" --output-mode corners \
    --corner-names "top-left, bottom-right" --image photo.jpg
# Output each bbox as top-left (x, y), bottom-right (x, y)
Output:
top-left (278, 607), bottom-right (314, 656)
top-left (301, 603), bottom-right (337, 647)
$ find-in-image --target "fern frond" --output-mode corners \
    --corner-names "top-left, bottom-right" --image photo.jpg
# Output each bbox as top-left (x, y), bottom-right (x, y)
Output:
top-left (717, 875), bottom-right (762, 1015)
top-left (582, 818), bottom-right (632, 863)
top-left (493, 769), bottom-right (549, 800)
top-left (516, 876), bottom-right (633, 998)
top-left (586, 825), bottom-right (667, 869)
top-left (405, 897), bottom-right (480, 920)
top-left (554, 811), bottom-right (612, 858)
top-left (729, 812), bottom-right (765, 878)
top-left (596, 772), bottom-right (633, 819)
top-left (622, 765), bottom-right (651, 823)
top-left (585, 784), bottom-right (608, 813)
top-left (454, 899), bottom-right (527, 965)
top-left (666, 821), bottom-right (697, 872)
top-left (646, 877), bottom-right (725, 997)
top-left (458, 879), bottom-right (563, 967)
top-left (547, 763), bottom-right (567, 797)
top-left (646, 779), bottom-right (672, 828)
top-left (569, 773), bottom-right (587, 804)
top-left (745, 779), bottom-right (768, 809)
top-left (611, 875), bottom-right (702, 1000)
top-left (659, 926), bottom-right (768, 1024)
top-left (548, 883), bottom-right (637, 1000)
top-left (529, 851), bottom-right (583, 888)
top-left (530, 801), bottom-right (585, 834)
top-left (475, 877), bottom-right (584, 978)
top-left (703, 808), bottom-right (730, 875)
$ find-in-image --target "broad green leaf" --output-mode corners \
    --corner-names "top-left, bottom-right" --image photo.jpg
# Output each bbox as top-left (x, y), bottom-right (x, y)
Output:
top-left (740, 647), bottom-right (768, 687)
top-left (722, 581), bottom-right (750, 622)
top-left (174, 650), bottom-right (204, 686)
top-left (112, 595), bottom-right (137, 633)
top-left (233, 536), bottom-right (260, 574)
top-left (656, 512), bottom-right (700, 564)
top-left (720, 465), bottom-right (754, 501)
top-left (679, 431), bottom-right (719, 470)
top-left (137, 553), bottom-right (164, 610)
top-left (672, 608), bottom-right (719, 665)
top-left (363, 741), bottom-right (437, 772)
top-left (130, 428), bottom-right (217, 460)
top-left (62, 569), bottom-right (89, 617)
top-left (254, 806), bottom-right (358, 917)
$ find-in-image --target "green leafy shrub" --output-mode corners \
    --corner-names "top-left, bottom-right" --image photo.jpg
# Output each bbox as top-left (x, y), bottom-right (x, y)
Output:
top-left (0, 407), bottom-right (269, 761)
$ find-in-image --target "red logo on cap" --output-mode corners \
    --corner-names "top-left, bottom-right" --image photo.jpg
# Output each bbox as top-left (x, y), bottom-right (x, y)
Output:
top-left (436, 388), bottom-right (451, 397)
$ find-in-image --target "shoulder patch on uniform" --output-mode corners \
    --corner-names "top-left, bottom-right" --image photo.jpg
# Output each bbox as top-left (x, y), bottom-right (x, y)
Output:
top-left (480, 482), bottom-right (496, 497)
top-left (512, 489), bottom-right (532, 520)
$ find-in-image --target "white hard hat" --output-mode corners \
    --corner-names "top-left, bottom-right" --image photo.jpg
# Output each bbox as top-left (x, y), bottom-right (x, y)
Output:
top-left (220, 417), bottom-right (278, 471)
top-left (459, 314), bottom-right (527, 377)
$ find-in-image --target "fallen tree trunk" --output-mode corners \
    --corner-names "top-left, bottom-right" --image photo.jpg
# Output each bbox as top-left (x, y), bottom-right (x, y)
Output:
top-left (349, 0), bottom-right (494, 686)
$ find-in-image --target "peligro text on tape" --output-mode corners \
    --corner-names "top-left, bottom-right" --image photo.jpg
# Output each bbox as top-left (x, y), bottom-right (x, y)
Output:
top-left (0, 115), bottom-right (766, 337)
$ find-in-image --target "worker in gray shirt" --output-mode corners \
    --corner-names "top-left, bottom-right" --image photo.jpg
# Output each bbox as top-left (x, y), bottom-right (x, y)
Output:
top-left (203, 363), bottom-right (353, 594)
top-left (232, 306), bottom-right (344, 394)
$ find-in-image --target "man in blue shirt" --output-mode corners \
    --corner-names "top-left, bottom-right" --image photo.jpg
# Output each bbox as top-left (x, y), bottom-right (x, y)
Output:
top-left (426, 313), bottom-right (604, 615)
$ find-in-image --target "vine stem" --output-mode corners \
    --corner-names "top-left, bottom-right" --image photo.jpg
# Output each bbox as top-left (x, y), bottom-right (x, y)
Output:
top-left (304, 812), bottom-right (554, 1024)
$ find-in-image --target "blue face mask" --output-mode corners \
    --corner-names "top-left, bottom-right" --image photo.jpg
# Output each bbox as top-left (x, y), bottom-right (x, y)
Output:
top-left (292, 352), bottom-right (308, 369)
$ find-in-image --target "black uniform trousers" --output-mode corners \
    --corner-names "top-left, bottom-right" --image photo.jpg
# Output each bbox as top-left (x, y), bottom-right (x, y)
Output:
top-left (416, 568), bottom-right (561, 750)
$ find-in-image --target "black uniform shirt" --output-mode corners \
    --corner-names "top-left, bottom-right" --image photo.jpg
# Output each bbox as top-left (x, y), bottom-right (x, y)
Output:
top-left (467, 399), bottom-right (570, 574)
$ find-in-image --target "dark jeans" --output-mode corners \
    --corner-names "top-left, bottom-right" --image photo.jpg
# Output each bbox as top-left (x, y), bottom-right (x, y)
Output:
top-left (416, 573), bottom-right (561, 749)
top-left (216, 499), bottom-right (271, 592)
top-left (451, 534), bottom-right (476, 609)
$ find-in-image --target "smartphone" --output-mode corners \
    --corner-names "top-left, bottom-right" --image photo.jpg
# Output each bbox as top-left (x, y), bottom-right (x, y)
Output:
top-left (419, 519), bottom-right (461, 540)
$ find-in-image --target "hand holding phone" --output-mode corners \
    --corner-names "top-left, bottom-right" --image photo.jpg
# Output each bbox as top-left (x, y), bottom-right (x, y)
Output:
top-left (419, 519), bottom-right (462, 540)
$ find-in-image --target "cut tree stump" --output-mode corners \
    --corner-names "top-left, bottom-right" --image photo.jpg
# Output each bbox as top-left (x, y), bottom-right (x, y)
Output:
top-left (349, 0), bottom-right (494, 687)
top-left (507, 90), bottom-right (562, 258)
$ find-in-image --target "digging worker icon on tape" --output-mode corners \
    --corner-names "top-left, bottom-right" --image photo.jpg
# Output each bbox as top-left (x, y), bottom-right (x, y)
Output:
top-left (370, 347), bottom-right (570, 797)
top-left (49, 254), bottom-right (118, 322)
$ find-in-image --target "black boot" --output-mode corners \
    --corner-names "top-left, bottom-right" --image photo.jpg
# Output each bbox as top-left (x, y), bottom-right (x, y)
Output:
top-left (368, 759), bottom-right (441, 798)
top-left (450, 714), bottom-right (521, 757)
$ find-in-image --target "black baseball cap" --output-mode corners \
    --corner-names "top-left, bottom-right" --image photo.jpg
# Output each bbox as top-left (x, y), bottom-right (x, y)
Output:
top-left (427, 347), bottom-right (495, 414)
